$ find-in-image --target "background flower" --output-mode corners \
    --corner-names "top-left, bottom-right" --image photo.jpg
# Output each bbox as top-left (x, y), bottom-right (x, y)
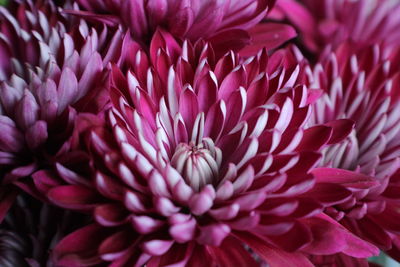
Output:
top-left (47, 31), bottom-right (378, 266)
top-left (306, 42), bottom-right (400, 264)
top-left (271, 0), bottom-right (400, 57)
top-left (0, 0), bottom-right (109, 219)
top-left (64, 0), bottom-right (290, 56)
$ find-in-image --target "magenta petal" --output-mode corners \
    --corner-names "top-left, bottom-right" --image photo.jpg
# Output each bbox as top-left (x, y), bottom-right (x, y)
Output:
top-left (32, 169), bottom-right (62, 195)
top-left (267, 221), bottom-right (312, 251)
top-left (153, 243), bottom-right (194, 267)
top-left (235, 232), bottom-right (313, 267)
top-left (301, 216), bottom-right (347, 255)
top-left (305, 183), bottom-right (352, 206)
top-left (196, 223), bottom-right (230, 246)
top-left (25, 120), bottom-right (48, 150)
top-left (370, 205), bottom-right (400, 234)
top-left (189, 185), bottom-right (215, 215)
top-left (169, 217), bottom-right (196, 243)
top-left (48, 185), bottom-right (100, 210)
top-left (325, 119), bottom-right (355, 145)
top-left (240, 23), bottom-right (297, 57)
top-left (54, 224), bottom-right (111, 266)
top-left (296, 125), bottom-right (331, 151)
top-left (208, 236), bottom-right (258, 267)
top-left (218, 66), bottom-right (246, 101)
top-left (99, 231), bottom-right (134, 261)
top-left (141, 240), bottom-right (174, 256)
top-left (95, 203), bottom-right (128, 226)
top-left (131, 215), bottom-right (164, 234)
top-left (341, 230), bottom-right (380, 258)
top-left (64, 10), bottom-right (120, 26)
top-left (312, 168), bottom-right (379, 189)
top-left (303, 214), bottom-right (379, 257)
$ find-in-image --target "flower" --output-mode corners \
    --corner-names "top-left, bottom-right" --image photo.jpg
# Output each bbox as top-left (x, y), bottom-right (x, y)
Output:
top-left (306, 42), bottom-right (400, 263)
top-left (272, 0), bottom-right (400, 56)
top-left (0, 0), bottom-right (63, 80)
top-left (66, 0), bottom-right (278, 56)
top-left (0, 192), bottom-right (88, 267)
top-left (49, 31), bottom-right (378, 266)
top-left (0, 0), bottom-right (109, 219)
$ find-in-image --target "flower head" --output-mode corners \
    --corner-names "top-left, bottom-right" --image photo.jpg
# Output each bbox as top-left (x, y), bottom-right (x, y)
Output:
top-left (67, 0), bottom-right (276, 55)
top-left (49, 31), bottom-right (378, 266)
top-left (306, 42), bottom-right (400, 263)
top-left (272, 0), bottom-right (400, 56)
top-left (0, 0), bottom-right (108, 218)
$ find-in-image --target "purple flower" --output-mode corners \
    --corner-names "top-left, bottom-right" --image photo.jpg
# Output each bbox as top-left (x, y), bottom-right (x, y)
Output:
top-left (0, 0), bottom-right (108, 219)
top-left (48, 31), bottom-right (378, 266)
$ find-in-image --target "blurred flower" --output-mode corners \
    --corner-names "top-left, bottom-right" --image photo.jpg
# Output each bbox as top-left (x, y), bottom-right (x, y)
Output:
top-left (0, 0), bottom-right (109, 219)
top-left (306, 42), bottom-right (400, 264)
top-left (48, 30), bottom-right (378, 266)
top-left (272, 0), bottom-right (400, 56)
top-left (66, 0), bottom-right (285, 56)
top-left (0, 0), bottom-right (65, 80)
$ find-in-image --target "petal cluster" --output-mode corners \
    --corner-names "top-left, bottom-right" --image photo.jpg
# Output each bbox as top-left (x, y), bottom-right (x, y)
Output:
top-left (49, 31), bottom-right (378, 266)
top-left (272, 0), bottom-right (400, 55)
top-left (306, 42), bottom-right (400, 263)
top-left (1, 0), bottom-right (400, 266)
top-left (68, 0), bottom-right (276, 55)
top-left (0, 0), bottom-right (108, 216)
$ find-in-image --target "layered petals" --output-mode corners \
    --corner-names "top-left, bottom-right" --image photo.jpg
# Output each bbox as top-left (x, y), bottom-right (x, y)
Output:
top-left (50, 31), bottom-right (378, 266)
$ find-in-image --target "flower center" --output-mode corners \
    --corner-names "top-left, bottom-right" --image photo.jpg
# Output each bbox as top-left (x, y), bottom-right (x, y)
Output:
top-left (171, 138), bottom-right (222, 192)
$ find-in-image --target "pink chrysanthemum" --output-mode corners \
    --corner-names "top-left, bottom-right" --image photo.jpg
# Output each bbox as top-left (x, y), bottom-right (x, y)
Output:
top-left (272, 0), bottom-right (400, 56)
top-left (306, 42), bottom-right (400, 264)
top-left (66, 0), bottom-right (279, 55)
top-left (0, 0), bottom-right (109, 218)
top-left (47, 31), bottom-right (378, 266)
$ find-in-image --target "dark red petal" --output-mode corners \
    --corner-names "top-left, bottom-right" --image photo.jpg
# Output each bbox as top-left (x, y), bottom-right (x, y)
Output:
top-left (0, 187), bottom-right (18, 222)
top-left (98, 231), bottom-right (136, 261)
top-left (325, 119), bottom-right (354, 145)
top-left (235, 232), bottom-right (313, 267)
top-left (267, 221), bottom-right (312, 251)
top-left (240, 23), bottom-right (297, 57)
top-left (296, 125), bottom-right (332, 151)
top-left (302, 214), bottom-right (379, 257)
top-left (54, 224), bottom-right (111, 266)
top-left (48, 185), bottom-right (100, 210)
top-left (312, 168), bottom-right (379, 189)
top-left (95, 203), bottom-right (129, 226)
top-left (305, 183), bottom-right (352, 206)
top-left (208, 236), bottom-right (258, 267)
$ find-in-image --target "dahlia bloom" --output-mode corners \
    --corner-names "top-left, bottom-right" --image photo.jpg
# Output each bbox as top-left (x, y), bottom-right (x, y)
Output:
top-left (65, 0), bottom-right (293, 56)
top-left (272, 0), bottom-right (400, 56)
top-left (0, 0), bottom-right (109, 218)
top-left (48, 31), bottom-right (378, 266)
top-left (307, 42), bottom-right (400, 263)
top-left (0, 192), bottom-right (88, 267)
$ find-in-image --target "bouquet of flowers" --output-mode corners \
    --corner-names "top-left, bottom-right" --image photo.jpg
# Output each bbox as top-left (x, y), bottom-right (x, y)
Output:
top-left (1, 0), bottom-right (400, 266)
